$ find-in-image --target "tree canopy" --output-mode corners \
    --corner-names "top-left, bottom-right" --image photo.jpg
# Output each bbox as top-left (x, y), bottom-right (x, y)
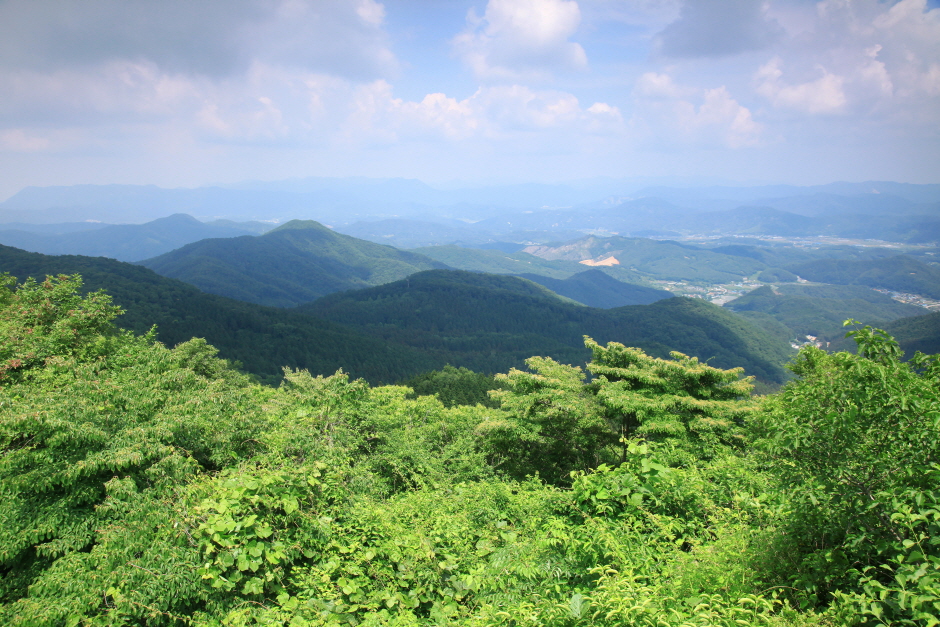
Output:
top-left (1, 273), bottom-right (938, 626)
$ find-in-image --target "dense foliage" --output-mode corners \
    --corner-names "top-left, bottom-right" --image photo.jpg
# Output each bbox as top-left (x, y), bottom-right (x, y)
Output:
top-left (402, 365), bottom-right (505, 409)
top-left (2, 273), bottom-right (939, 626)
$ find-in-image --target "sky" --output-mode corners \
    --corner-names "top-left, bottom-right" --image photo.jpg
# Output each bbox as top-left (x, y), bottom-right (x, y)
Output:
top-left (0, 0), bottom-right (938, 200)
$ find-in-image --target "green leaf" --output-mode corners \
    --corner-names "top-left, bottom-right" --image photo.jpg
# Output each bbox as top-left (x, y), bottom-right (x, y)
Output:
top-left (255, 524), bottom-right (274, 539)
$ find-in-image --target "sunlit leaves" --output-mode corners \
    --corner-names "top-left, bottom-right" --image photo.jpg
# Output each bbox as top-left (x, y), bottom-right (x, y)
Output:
top-left (586, 337), bottom-right (756, 464)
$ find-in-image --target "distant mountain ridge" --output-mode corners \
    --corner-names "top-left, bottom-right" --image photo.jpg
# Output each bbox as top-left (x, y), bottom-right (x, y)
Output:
top-left (5, 180), bottom-right (940, 245)
top-left (0, 213), bottom-right (268, 261)
top-left (521, 236), bottom-right (767, 284)
top-left (140, 219), bottom-right (448, 307)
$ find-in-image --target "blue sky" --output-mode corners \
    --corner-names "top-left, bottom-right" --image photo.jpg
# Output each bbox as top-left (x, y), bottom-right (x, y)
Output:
top-left (0, 0), bottom-right (938, 199)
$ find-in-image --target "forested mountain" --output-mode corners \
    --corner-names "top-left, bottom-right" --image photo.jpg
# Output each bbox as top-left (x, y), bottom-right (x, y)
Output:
top-left (301, 269), bottom-right (793, 383)
top-left (140, 220), bottom-right (448, 307)
top-left (0, 245), bottom-right (789, 384)
top-left (0, 213), bottom-right (267, 261)
top-left (0, 244), bottom-right (439, 384)
top-left (786, 255), bottom-right (940, 299)
top-left (704, 240), bottom-right (901, 266)
top-left (725, 284), bottom-right (925, 342)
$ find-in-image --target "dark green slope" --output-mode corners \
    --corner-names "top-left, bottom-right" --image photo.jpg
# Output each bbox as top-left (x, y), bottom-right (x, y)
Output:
top-left (786, 255), bottom-right (940, 299)
top-left (883, 311), bottom-right (940, 356)
top-left (300, 270), bottom-right (792, 383)
top-left (518, 269), bottom-right (673, 308)
top-left (726, 284), bottom-right (926, 342)
top-left (606, 296), bottom-right (794, 384)
top-left (141, 220), bottom-right (448, 307)
top-left (0, 244), bottom-right (437, 384)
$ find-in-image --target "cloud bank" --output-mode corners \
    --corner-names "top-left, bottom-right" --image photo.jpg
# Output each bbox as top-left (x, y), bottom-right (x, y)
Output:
top-left (0, 0), bottom-right (937, 196)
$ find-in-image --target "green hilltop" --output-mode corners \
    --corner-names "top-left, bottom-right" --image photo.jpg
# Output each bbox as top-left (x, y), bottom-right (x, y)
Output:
top-left (140, 219), bottom-right (448, 307)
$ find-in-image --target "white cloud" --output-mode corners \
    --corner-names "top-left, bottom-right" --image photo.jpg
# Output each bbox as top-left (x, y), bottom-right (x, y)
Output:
top-left (453, 0), bottom-right (588, 81)
top-left (0, 129), bottom-right (52, 153)
top-left (632, 74), bottom-right (761, 148)
top-left (0, 61), bottom-right (203, 126)
top-left (633, 72), bottom-right (695, 99)
top-left (753, 0), bottom-right (940, 121)
top-left (755, 57), bottom-right (847, 114)
top-left (340, 81), bottom-right (622, 145)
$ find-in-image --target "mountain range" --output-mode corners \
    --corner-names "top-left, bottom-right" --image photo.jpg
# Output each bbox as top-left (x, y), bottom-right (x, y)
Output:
top-left (0, 213), bottom-right (271, 262)
top-left (4, 179), bottom-right (940, 245)
top-left (1, 244), bottom-right (793, 385)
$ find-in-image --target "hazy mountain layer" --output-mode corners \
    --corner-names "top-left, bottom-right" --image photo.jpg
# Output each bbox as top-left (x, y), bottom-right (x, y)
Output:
top-left (522, 236), bottom-right (767, 283)
top-left (0, 213), bottom-right (267, 262)
top-left (337, 218), bottom-right (498, 249)
top-left (5, 180), bottom-right (940, 245)
top-left (786, 255), bottom-right (940, 299)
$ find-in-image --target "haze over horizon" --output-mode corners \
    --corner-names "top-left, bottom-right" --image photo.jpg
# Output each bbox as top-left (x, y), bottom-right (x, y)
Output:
top-left (1, 0), bottom-right (939, 202)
